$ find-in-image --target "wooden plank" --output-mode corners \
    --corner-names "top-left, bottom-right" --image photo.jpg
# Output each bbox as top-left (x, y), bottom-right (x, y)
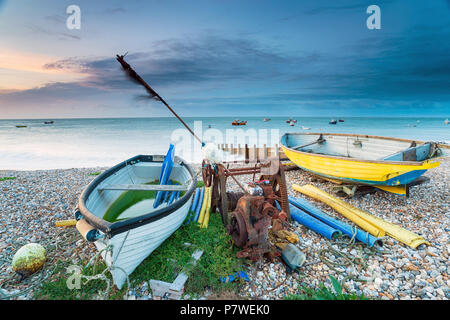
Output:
top-left (98, 184), bottom-right (189, 192)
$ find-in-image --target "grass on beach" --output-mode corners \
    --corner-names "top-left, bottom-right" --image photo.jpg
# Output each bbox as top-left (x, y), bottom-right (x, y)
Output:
top-left (0, 177), bottom-right (16, 181)
top-left (284, 276), bottom-right (369, 300)
top-left (33, 212), bottom-right (247, 300)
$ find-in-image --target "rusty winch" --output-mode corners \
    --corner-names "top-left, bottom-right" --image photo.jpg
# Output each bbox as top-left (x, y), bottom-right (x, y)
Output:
top-left (202, 159), bottom-right (290, 261)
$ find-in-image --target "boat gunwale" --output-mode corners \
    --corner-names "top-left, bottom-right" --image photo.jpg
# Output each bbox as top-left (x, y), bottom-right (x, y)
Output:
top-left (77, 154), bottom-right (196, 238)
top-left (280, 132), bottom-right (447, 166)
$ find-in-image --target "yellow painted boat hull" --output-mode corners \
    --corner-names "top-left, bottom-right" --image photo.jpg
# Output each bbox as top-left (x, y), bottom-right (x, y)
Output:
top-left (281, 133), bottom-right (442, 189)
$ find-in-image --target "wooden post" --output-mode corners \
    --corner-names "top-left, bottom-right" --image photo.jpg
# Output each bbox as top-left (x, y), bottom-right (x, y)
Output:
top-left (254, 144), bottom-right (259, 163)
top-left (245, 144), bottom-right (249, 163)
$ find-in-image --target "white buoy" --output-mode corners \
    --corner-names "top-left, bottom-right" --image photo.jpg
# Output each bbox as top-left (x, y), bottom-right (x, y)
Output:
top-left (202, 143), bottom-right (223, 164)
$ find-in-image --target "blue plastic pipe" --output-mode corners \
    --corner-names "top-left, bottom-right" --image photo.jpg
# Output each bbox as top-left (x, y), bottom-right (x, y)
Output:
top-left (289, 204), bottom-right (342, 240)
top-left (288, 196), bottom-right (382, 247)
top-left (190, 188), bottom-right (201, 213)
top-left (193, 187), bottom-right (205, 222)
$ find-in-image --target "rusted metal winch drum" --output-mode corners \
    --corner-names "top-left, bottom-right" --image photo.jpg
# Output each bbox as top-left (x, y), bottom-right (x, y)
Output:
top-left (226, 195), bottom-right (276, 260)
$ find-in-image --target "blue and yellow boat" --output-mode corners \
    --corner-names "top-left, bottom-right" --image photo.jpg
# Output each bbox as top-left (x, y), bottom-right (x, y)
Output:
top-left (281, 133), bottom-right (449, 196)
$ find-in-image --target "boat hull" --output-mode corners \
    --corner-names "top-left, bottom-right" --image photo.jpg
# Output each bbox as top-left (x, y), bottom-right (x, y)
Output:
top-left (281, 133), bottom-right (443, 187)
top-left (76, 154), bottom-right (196, 289)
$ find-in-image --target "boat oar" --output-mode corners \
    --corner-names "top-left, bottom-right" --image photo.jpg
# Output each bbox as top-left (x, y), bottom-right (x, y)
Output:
top-left (116, 54), bottom-right (202, 145)
top-left (291, 135), bottom-right (325, 150)
top-left (116, 54), bottom-right (250, 196)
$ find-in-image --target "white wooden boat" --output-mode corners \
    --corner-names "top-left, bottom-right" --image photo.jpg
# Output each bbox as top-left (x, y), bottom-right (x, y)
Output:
top-left (75, 154), bottom-right (196, 289)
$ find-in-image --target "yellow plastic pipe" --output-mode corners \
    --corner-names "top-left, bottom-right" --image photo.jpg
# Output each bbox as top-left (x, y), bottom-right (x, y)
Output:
top-left (293, 184), bottom-right (384, 237)
top-left (294, 184), bottom-right (430, 249)
top-left (201, 187), bottom-right (212, 229)
top-left (197, 186), bottom-right (210, 225)
top-left (55, 219), bottom-right (77, 227)
top-left (348, 202), bottom-right (430, 249)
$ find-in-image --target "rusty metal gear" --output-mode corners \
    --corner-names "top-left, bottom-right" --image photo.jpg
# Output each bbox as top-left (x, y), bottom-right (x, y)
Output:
top-left (227, 210), bottom-right (248, 248)
top-left (259, 162), bottom-right (290, 220)
top-left (201, 160), bottom-right (213, 187)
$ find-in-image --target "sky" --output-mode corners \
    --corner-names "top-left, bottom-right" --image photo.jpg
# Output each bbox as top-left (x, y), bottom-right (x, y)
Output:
top-left (0, 0), bottom-right (449, 119)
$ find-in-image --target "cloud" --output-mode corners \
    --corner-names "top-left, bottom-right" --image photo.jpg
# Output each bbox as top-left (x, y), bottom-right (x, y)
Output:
top-left (102, 7), bottom-right (127, 15)
top-left (27, 24), bottom-right (81, 41)
top-left (303, 0), bottom-right (395, 15)
top-left (41, 35), bottom-right (309, 90)
top-left (2, 27), bottom-right (450, 117)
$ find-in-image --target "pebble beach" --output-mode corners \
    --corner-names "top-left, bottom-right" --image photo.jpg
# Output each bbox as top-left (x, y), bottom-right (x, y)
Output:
top-left (0, 158), bottom-right (448, 300)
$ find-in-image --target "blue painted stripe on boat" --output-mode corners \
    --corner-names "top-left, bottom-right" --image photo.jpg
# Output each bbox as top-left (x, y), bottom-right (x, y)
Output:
top-left (298, 166), bottom-right (427, 186)
top-left (385, 169), bottom-right (426, 186)
top-left (382, 143), bottom-right (431, 162)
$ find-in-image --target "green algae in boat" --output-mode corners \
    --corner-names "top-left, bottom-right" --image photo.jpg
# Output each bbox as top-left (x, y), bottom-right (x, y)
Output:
top-left (103, 179), bottom-right (184, 222)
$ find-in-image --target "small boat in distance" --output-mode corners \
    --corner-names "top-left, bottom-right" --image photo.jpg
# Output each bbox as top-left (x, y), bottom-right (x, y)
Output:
top-left (339, 119), bottom-right (344, 122)
top-left (75, 153), bottom-right (196, 289)
top-left (232, 119), bottom-right (247, 126)
top-left (15, 125), bottom-right (27, 128)
top-left (445, 119), bottom-right (449, 125)
top-left (264, 118), bottom-right (271, 122)
top-left (302, 126), bottom-right (311, 130)
top-left (290, 121), bottom-right (295, 126)
top-left (44, 121), bottom-right (54, 124)
top-left (329, 119), bottom-right (337, 124)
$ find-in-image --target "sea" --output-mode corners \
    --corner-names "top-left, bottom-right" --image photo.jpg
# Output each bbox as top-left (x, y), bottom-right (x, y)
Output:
top-left (0, 117), bottom-right (448, 170)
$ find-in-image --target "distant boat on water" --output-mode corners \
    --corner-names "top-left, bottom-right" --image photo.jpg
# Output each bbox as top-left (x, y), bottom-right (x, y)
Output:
top-left (44, 121), bottom-right (54, 124)
top-left (16, 125), bottom-right (27, 128)
top-left (339, 119), bottom-right (344, 122)
top-left (302, 126), bottom-right (311, 130)
top-left (290, 121), bottom-right (295, 126)
top-left (232, 119), bottom-right (247, 126)
top-left (329, 119), bottom-right (337, 124)
top-left (263, 118), bottom-right (271, 122)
